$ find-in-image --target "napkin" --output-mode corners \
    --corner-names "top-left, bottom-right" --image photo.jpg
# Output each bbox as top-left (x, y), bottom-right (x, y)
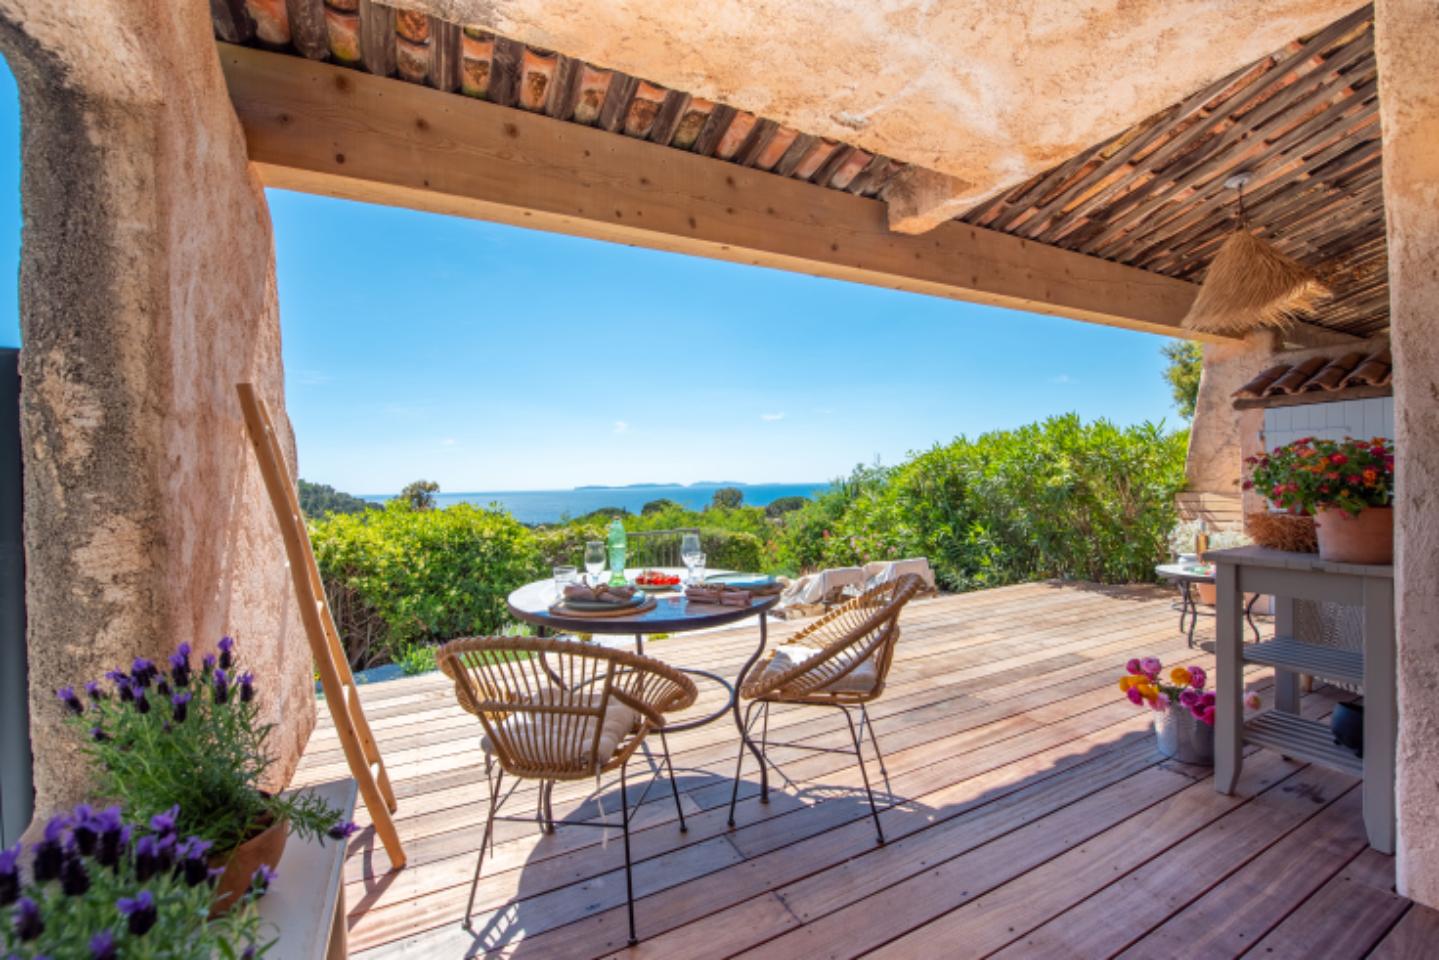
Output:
top-left (563, 583), bottom-right (637, 604)
top-left (684, 585), bottom-right (752, 607)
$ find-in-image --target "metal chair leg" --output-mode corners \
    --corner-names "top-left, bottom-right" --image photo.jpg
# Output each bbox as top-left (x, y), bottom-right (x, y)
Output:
top-left (759, 701), bottom-right (771, 804)
top-left (841, 706), bottom-right (885, 845)
top-left (620, 761), bottom-right (638, 946)
top-left (728, 700), bottom-right (761, 827)
top-left (465, 762), bottom-right (503, 929)
top-left (658, 728), bottom-right (687, 833)
top-left (859, 705), bottom-right (892, 796)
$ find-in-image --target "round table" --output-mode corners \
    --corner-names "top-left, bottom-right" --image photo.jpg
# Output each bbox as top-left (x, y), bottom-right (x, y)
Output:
top-left (505, 570), bottom-right (779, 743)
top-left (1155, 562), bottom-right (1262, 647)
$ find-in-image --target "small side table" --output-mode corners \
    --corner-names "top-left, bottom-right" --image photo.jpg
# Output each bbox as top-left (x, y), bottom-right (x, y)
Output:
top-left (1208, 546), bottom-right (1395, 853)
top-left (1155, 562), bottom-right (1262, 647)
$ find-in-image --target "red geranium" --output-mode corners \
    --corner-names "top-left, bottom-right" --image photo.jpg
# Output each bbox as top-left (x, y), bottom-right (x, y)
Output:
top-left (1248, 436), bottom-right (1394, 516)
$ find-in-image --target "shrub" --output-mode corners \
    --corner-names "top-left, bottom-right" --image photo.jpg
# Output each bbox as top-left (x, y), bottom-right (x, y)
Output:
top-left (711, 486), bottom-right (744, 509)
top-left (765, 495), bottom-right (808, 518)
top-left (777, 417), bottom-right (1187, 589)
top-left (309, 500), bottom-right (542, 665)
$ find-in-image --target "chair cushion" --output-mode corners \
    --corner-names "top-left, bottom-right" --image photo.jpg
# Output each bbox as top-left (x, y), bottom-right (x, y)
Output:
top-left (480, 691), bottom-right (640, 768)
top-left (761, 643), bottom-right (879, 695)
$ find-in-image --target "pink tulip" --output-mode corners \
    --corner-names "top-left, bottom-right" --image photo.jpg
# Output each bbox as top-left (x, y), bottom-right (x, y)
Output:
top-left (1126, 687), bottom-right (1143, 705)
top-left (1140, 656), bottom-right (1162, 679)
top-left (1179, 690), bottom-right (1199, 708)
top-left (1200, 692), bottom-right (1216, 708)
top-left (1244, 693), bottom-right (1262, 711)
top-left (1188, 666), bottom-right (1206, 690)
top-left (1125, 658), bottom-right (1142, 676)
top-left (1200, 706), bottom-right (1216, 725)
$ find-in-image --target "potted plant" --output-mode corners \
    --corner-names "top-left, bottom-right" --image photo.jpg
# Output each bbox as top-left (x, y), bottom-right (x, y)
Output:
top-left (1119, 656), bottom-right (1214, 764)
top-left (58, 638), bottom-right (356, 914)
top-left (1245, 436), bottom-right (1394, 564)
top-left (1, 801), bottom-right (270, 958)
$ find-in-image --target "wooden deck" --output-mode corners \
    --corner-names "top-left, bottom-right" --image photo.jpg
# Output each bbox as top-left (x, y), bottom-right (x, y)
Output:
top-left (291, 581), bottom-right (1437, 959)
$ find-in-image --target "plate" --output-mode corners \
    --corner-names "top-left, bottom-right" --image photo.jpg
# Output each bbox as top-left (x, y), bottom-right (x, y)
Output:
top-left (634, 580), bottom-right (682, 593)
top-left (559, 594), bottom-right (646, 611)
top-left (705, 573), bottom-right (777, 591)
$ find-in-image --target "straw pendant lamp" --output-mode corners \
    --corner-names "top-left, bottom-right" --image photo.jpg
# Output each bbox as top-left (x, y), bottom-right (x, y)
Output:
top-left (1181, 173), bottom-right (1330, 335)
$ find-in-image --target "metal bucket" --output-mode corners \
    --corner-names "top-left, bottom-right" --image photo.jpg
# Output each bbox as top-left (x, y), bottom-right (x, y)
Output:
top-left (1155, 703), bottom-right (1214, 765)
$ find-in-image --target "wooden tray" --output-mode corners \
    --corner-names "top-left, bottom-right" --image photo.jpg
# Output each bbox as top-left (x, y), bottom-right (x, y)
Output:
top-left (548, 596), bottom-right (657, 619)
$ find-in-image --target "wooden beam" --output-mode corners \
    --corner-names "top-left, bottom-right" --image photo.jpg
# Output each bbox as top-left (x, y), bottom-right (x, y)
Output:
top-left (218, 44), bottom-right (1220, 340)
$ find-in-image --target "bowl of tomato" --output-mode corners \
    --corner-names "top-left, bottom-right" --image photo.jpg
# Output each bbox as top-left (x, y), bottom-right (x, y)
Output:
top-left (633, 570), bottom-right (682, 591)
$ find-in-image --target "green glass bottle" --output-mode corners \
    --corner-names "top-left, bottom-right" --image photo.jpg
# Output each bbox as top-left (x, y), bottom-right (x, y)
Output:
top-left (606, 517), bottom-right (628, 586)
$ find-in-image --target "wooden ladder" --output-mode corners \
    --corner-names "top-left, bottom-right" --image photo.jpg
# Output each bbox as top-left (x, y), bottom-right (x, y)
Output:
top-left (236, 383), bottom-right (406, 869)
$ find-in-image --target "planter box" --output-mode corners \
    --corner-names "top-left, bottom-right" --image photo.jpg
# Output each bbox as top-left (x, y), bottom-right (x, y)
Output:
top-left (257, 778), bottom-right (357, 960)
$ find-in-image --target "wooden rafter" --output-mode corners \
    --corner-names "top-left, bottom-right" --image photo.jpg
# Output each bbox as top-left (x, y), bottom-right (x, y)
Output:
top-left (219, 43), bottom-right (1220, 340)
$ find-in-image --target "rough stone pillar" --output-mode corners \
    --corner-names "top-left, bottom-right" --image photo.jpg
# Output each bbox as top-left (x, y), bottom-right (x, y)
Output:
top-left (1181, 332), bottom-right (1279, 526)
top-left (1376, 0), bottom-right (1439, 909)
top-left (0, 0), bottom-right (313, 819)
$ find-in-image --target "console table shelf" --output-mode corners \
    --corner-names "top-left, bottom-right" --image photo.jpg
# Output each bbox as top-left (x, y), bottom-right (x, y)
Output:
top-left (1208, 545), bottom-right (1394, 853)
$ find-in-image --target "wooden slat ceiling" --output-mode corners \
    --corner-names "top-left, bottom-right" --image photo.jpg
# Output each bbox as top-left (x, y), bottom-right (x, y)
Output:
top-left (211, 0), bottom-right (908, 200)
top-left (961, 5), bottom-right (1385, 338)
top-left (214, 2), bottom-right (1387, 338)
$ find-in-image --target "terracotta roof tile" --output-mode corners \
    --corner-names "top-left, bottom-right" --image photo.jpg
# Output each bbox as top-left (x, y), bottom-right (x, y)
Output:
top-left (1233, 345), bottom-right (1392, 400)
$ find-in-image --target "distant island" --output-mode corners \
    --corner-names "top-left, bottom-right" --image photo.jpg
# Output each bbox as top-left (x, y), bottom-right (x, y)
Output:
top-left (574, 481), bottom-right (752, 490)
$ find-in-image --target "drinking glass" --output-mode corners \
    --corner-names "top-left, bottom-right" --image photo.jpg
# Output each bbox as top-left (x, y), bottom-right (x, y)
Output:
top-left (681, 533), bottom-right (702, 583)
top-left (584, 541), bottom-right (606, 586)
top-left (553, 565), bottom-right (577, 600)
top-left (690, 551), bottom-right (707, 586)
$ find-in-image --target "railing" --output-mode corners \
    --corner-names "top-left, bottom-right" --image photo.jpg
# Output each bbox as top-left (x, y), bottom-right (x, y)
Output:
top-left (626, 528), bottom-right (701, 570)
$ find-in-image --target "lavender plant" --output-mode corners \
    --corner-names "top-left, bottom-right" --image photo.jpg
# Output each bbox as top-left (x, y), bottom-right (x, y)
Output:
top-left (59, 638), bottom-right (354, 859)
top-left (0, 802), bottom-right (269, 959)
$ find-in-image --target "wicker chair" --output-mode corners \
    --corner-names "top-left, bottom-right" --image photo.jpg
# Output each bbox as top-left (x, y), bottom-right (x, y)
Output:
top-left (438, 636), bottom-right (697, 945)
top-left (726, 573), bottom-right (924, 844)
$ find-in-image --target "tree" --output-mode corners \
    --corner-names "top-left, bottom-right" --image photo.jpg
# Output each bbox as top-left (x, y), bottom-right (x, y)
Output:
top-left (641, 498), bottom-right (682, 515)
top-left (298, 479), bottom-right (377, 518)
top-left (765, 495), bottom-right (808, 519)
top-left (397, 479), bottom-right (440, 511)
top-left (1162, 340), bottom-right (1204, 420)
top-left (711, 486), bottom-right (744, 510)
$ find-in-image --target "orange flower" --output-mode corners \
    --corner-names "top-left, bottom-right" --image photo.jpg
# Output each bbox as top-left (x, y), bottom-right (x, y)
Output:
top-left (1363, 468), bottom-right (1378, 486)
top-left (1170, 667), bottom-right (1192, 687)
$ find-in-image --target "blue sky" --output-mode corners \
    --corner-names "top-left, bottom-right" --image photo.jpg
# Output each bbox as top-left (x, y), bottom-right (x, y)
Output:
top-left (0, 56), bottom-right (1183, 494)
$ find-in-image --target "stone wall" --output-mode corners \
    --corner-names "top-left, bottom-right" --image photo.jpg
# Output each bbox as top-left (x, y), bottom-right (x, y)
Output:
top-left (1376, 0), bottom-right (1439, 910)
top-left (0, 0), bottom-right (313, 819)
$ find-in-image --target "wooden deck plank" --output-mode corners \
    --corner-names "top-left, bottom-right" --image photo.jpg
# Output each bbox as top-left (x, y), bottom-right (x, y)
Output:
top-left (282, 581), bottom-right (1396, 960)
top-left (1367, 903), bottom-right (1439, 959)
top-left (1245, 847), bottom-right (1409, 959)
top-left (1113, 786), bottom-right (1371, 958)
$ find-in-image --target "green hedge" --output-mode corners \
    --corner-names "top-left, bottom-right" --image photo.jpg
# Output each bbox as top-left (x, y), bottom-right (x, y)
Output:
top-left (775, 415), bottom-right (1187, 590)
top-left (309, 500), bottom-right (542, 666)
top-left (308, 414), bottom-right (1185, 666)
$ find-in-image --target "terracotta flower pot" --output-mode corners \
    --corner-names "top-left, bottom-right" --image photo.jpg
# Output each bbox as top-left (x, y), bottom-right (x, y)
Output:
top-left (209, 816), bottom-right (287, 917)
top-left (1313, 505), bottom-right (1393, 565)
top-left (1194, 581), bottom-right (1217, 606)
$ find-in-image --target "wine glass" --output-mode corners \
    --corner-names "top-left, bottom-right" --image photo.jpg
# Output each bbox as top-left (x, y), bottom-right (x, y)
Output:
top-left (584, 541), bottom-right (606, 587)
top-left (681, 533), bottom-right (702, 584)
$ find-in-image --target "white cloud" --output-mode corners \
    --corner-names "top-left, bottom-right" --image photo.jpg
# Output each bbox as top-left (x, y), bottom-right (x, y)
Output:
top-left (1050, 374), bottom-right (1076, 385)
top-left (760, 412), bottom-right (786, 422)
top-left (440, 437), bottom-right (457, 447)
top-left (613, 420), bottom-right (630, 434)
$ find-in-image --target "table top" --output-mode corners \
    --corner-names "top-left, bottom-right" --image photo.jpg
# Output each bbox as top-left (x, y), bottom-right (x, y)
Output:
top-left (507, 568), bottom-right (779, 635)
top-left (1155, 562), bottom-right (1216, 582)
top-left (1204, 544), bottom-right (1393, 578)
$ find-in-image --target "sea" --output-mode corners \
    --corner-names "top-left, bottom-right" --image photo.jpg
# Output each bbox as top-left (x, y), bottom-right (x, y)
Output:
top-left (360, 482), bottom-right (830, 525)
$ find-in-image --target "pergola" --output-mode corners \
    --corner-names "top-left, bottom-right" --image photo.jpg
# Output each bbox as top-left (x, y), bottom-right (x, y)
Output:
top-left (2, 0), bottom-right (1437, 926)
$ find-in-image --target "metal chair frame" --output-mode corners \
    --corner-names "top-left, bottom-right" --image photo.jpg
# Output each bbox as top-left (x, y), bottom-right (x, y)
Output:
top-left (438, 636), bottom-right (697, 946)
top-left (725, 575), bottom-right (924, 845)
